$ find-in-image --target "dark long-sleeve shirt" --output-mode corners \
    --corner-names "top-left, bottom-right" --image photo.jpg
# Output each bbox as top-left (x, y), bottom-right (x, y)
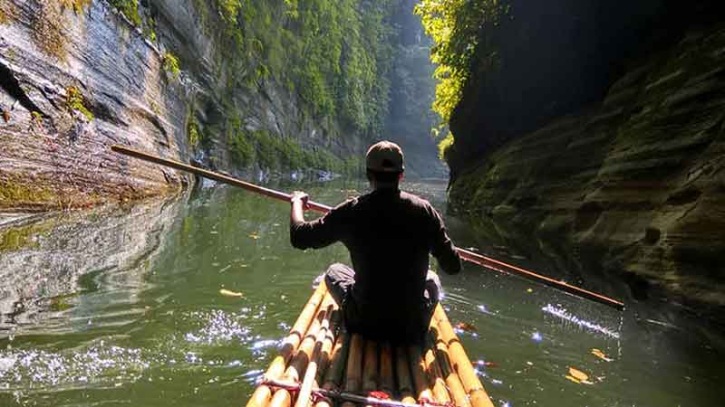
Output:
top-left (290, 188), bottom-right (461, 339)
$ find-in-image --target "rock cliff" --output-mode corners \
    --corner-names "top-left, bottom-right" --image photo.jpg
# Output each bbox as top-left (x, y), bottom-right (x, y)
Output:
top-left (449, 26), bottom-right (725, 311)
top-left (0, 0), bottom-right (417, 212)
top-left (0, 0), bottom-right (198, 211)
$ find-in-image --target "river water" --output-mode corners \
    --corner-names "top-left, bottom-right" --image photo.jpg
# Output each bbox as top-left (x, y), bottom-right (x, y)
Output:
top-left (0, 180), bottom-right (722, 407)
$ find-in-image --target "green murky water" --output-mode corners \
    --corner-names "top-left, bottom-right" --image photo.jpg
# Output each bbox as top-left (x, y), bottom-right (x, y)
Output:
top-left (0, 181), bottom-right (722, 407)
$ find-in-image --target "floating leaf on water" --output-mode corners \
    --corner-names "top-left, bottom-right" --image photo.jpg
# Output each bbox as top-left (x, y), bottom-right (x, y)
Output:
top-left (565, 374), bottom-right (581, 384)
top-left (591, 348), bottom-right (613, 362)
top-left (220, 289), bottom-right (244, 298)
top-left (568, 367), bottom-right (589, 382)
top-left (455, 322), bottom-right (478, 333)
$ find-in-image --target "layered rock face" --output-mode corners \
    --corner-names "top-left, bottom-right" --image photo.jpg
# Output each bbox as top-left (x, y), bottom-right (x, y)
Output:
top-left (0, 0), bottom-right (191, 211)
top-left (449, 26), bottom-right (725, 310)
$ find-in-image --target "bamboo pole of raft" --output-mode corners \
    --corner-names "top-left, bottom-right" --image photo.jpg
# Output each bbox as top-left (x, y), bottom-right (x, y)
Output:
top-left (269, 295), bottom-right (336, 407)
top-left (428, 324), bottom-right (471, 407)
top-left (247, 282), bottom-right (329, 407)
top-left (315, 310), bottom-right (341, 382)
top-left (314, 330), bottom-right (349, 407)
top-left (363, 340), bottom-right (379, 407)
top-left (320, 330), bottom-right (349, 389)
top-left (407, 346), bottom-right (435, 403)
top-left (422, 340), bottom-right (451, 406)
top-left (363, 340), bottom-right (379, 392)
top-left (294, 305), bottom-right (340, 407)
top-left (342, 334), bottom-right (365, 407)
top-left (433, 305), bottom-right (495, 407)
top-left (395, 346), bottom-right (416, 405)
top-left (378, 343), bottom-right (395, 397)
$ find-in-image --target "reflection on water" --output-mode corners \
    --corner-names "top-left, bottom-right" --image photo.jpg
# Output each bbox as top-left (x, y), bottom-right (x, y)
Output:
top-left (0, 196), bottom-right (186, 334)
top-left (0, 180), bottom-right (722, 407)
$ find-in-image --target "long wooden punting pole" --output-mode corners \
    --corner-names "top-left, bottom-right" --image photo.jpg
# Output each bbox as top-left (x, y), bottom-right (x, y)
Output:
top-left (111, 145), bottom-right (624, 311)
top-left (247, 282), bottom-right (329, 407)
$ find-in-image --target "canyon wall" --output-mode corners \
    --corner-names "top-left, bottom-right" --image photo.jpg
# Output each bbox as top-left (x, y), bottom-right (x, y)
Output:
top-left (1, 0), bottom-right (430, 212)
top-left (449, 25), bottom-right (725, 310)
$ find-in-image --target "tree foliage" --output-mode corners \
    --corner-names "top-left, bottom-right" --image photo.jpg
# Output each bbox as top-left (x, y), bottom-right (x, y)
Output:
top-left (200, 0), bottom-right (399, 136)
top-left (414, 0), bottom-right (507, 156)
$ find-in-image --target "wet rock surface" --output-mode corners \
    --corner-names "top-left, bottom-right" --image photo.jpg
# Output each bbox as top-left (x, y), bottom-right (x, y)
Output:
top-left (449, 26), bottom-right (725, 315)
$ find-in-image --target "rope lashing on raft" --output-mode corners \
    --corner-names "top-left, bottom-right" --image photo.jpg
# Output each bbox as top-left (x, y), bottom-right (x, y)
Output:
top-left (262, 378), bottom-right (458, 407)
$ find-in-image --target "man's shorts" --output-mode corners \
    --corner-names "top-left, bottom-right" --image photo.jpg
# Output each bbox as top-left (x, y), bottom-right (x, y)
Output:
top-left (321, 263), bottom-right (442, 322)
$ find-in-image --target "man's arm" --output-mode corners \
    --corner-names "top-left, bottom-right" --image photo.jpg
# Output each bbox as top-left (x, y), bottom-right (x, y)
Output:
top-left (289, 191), bottom-right (350, 250)
top-left (290, 191), bottom-right (308, 228)
top-left (429, 208), bottom-right (462, 274)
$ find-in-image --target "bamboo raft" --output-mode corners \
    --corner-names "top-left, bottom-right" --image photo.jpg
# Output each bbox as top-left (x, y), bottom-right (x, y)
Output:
top-left (245, 281), bottom-right (494, 407)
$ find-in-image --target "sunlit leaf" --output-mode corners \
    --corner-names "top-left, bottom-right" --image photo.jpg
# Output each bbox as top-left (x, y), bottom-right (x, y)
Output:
top-left (568, 367), bottom-right (589, 382)
top-left (220, 289), bottom-right (244, 298)
top-left (591, 348), bottom-right (614, 362)
top-left (564, 375), bottom-right (581, 384)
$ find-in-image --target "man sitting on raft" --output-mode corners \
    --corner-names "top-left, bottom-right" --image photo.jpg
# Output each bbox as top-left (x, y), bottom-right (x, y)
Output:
top-left (289, 140), bottom-right (461, 344)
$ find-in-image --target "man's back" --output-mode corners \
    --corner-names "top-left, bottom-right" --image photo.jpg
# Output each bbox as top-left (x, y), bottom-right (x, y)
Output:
top-left (291, 188), bottom-right (460, 342)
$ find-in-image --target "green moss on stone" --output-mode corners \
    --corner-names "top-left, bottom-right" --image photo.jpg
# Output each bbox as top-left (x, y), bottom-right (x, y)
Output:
top-left (0, 218), bottom-right (57, 252)
top-left (0, 179), bottom-right (55, 205)
top-left (108, 0), bottom-right (142, 27)
top-left (162, 52), bottom-right (181, 80)
top-left (48, 292), bottom-right (78, 311)
top-left (227, 116), bottom-right (255, 167)
top-left (187, 114), bottom-right (202, 147)
top-left (60, 0), bottom-right (92, 14)
top-left (65, 86), bottom-right (94, 120)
